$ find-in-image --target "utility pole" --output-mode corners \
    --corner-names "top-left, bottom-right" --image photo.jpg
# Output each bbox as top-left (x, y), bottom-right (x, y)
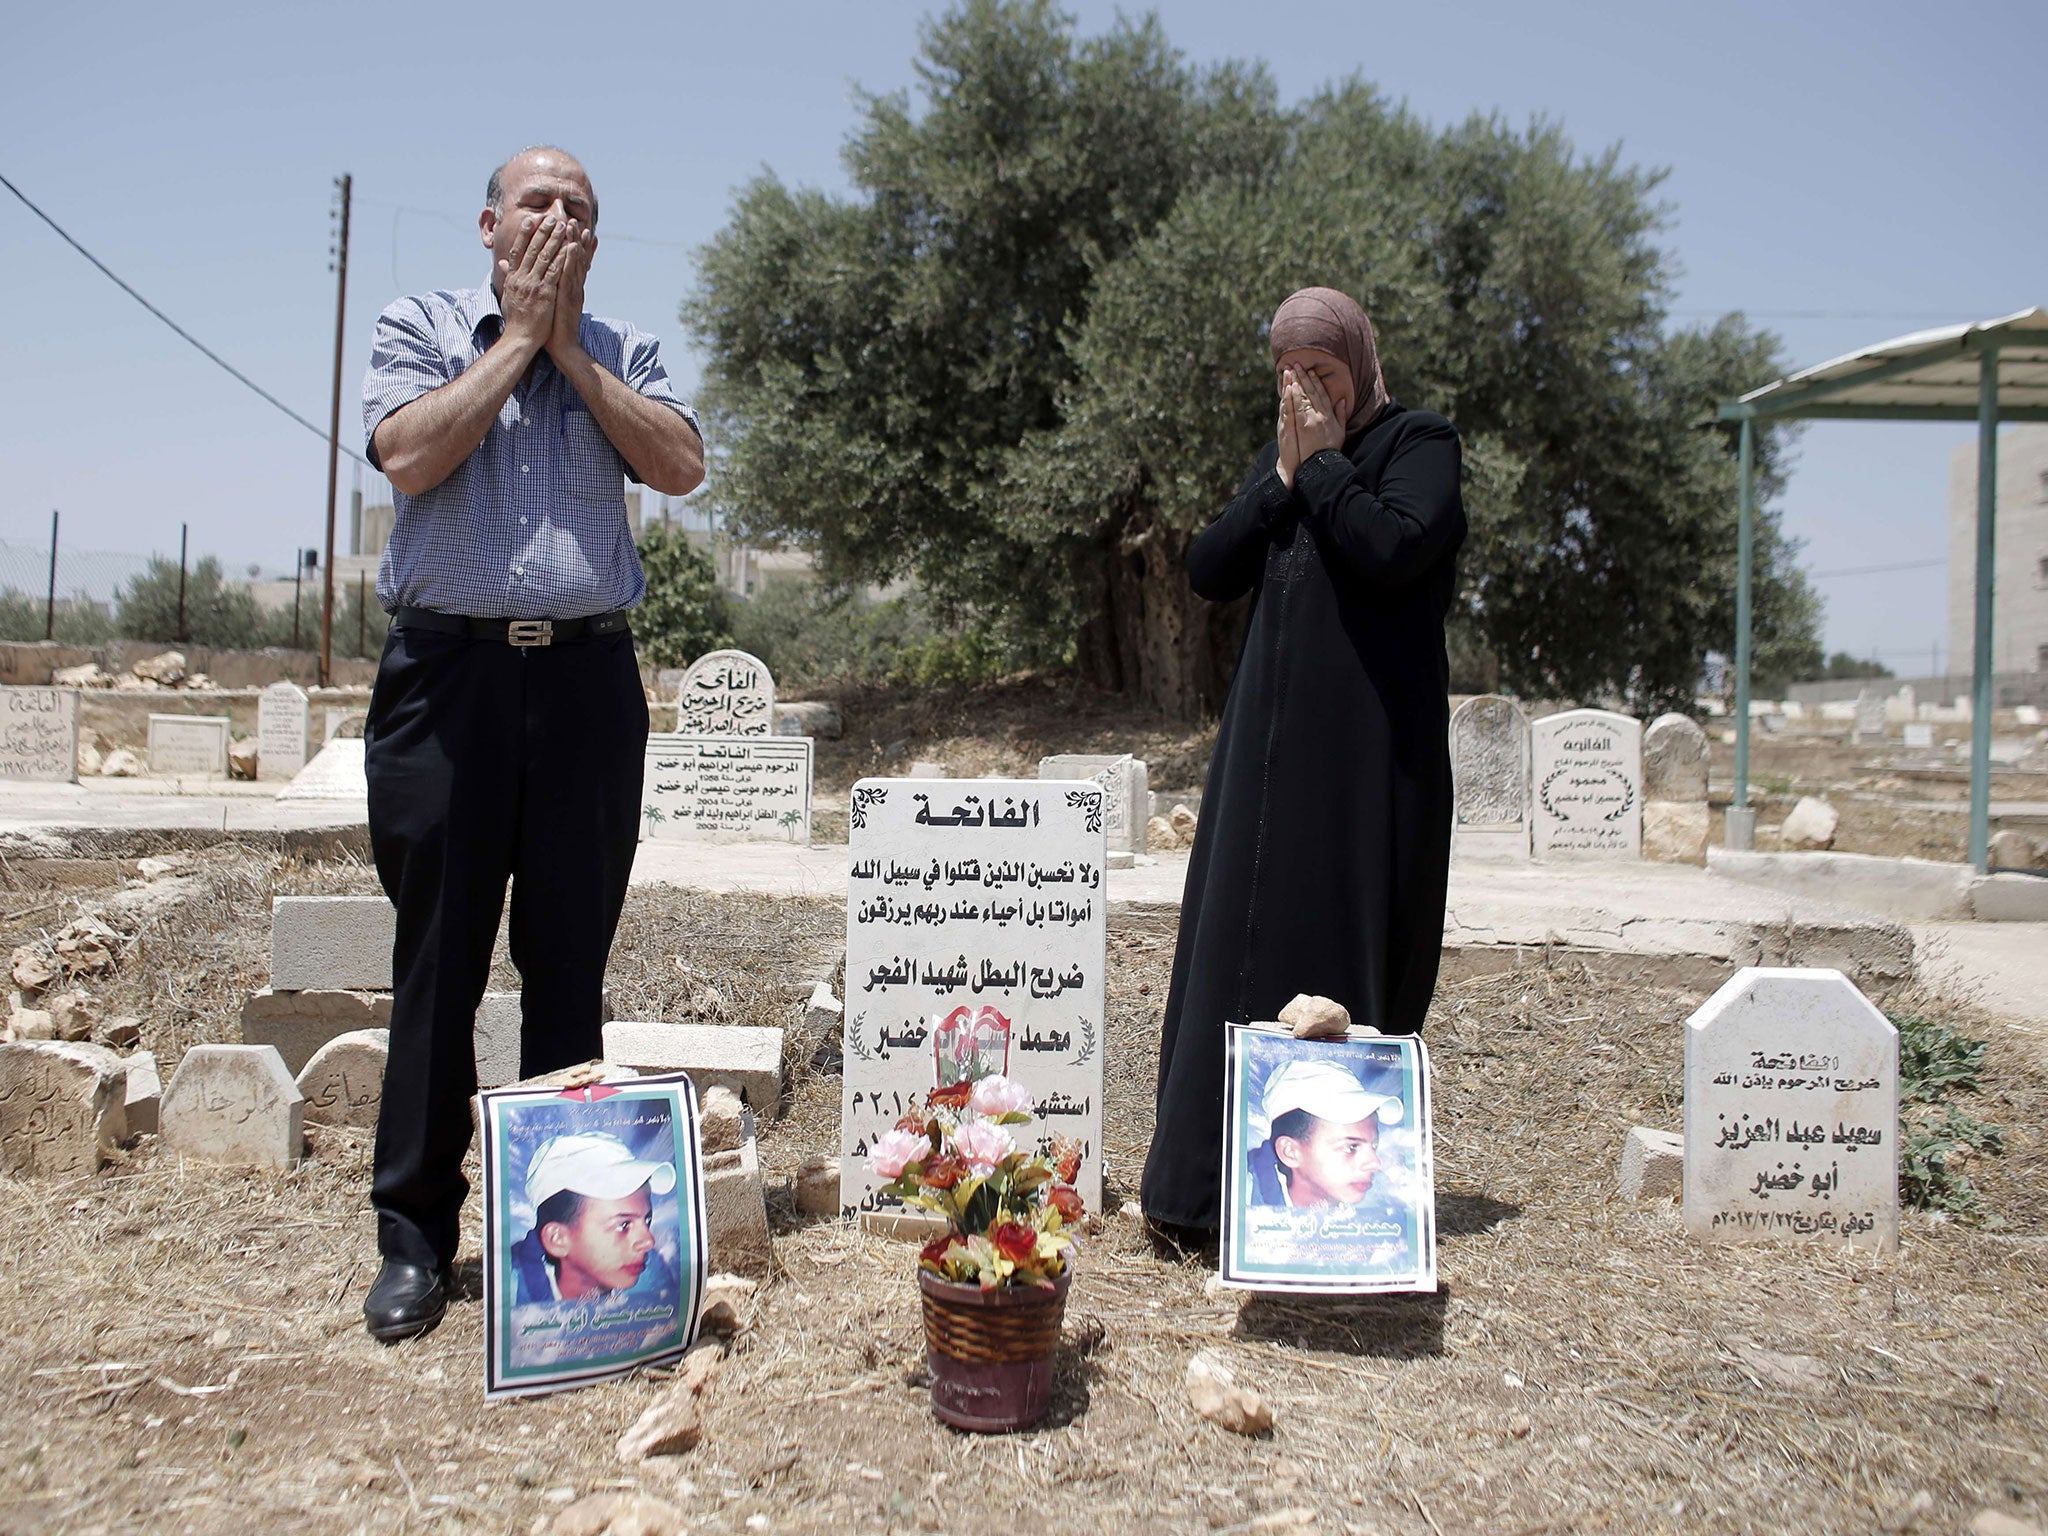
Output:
top-left (44, 510), bottom-right (58, 641)
top-left (320, 173), bottom-right (352, 687)
top-left (176, 523), bottom-right (189, 644)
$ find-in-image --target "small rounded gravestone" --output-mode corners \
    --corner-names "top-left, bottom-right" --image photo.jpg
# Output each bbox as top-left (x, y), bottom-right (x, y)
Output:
top-left (295, 1028), bottom-right (388, 1129)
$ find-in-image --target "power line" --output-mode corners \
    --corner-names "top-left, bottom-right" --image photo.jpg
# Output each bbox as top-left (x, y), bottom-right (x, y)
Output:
top-left (0, 169), bottom-right (369, 467)
top-left (1808, 557), bottom-right (1946, 579)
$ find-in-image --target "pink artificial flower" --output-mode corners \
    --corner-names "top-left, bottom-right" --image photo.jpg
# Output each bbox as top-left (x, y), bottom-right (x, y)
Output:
top-left (867, 1128), bottom-right (929, 1181)
top-left (968, 1074), bottom-right (1035, 1118)
top-left (951, 1119), bottom-right (1016, 1174)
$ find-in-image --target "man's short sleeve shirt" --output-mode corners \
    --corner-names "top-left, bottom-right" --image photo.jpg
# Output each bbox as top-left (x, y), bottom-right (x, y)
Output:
top-left (360, 284), bottom-right (701, 620)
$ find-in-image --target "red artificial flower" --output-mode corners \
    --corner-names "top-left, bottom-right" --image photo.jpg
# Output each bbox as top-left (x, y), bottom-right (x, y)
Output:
top-left (927, 1080), bottom-right (975, 1111)
top-left (1047, 1184), bottom-right (1084, 1223)
top-left (989, 1221), bottom-right (1038, 1267)
top-left (919, 1152), bottom-right (967, 1190)
top-left (1049, 1136), bottom-right (1083, 1185)
top-left (919, 1234), bottom-right (957, 1270)
top-left (894, 1111), bottom-right (933, 1138)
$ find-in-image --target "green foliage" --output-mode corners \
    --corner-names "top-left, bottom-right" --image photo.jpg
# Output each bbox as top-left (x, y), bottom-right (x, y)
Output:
top-left (686, 1), bottom-right (1822, 717)
top-left (634, 522), bottom-right (732, 668)
top-left (1813, 651), bottom-right (1893, 682)
top-left (1890, 1009), bottom-right (2003, 1220)
top-left (114, 555), bottom-right (289, 649)
top-left (0, 591), bottom-right (115, 645)
top-left (331, 576), bottom-right (392, 660)
top-left (725, 577), bottom-right (1053, 692)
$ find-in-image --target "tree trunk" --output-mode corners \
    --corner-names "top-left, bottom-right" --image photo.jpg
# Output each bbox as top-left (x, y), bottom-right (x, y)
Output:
top-left (1074, 501), bottom-right (1247, 723)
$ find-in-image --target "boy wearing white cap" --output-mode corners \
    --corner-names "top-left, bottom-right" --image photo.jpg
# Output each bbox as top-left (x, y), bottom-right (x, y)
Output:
top-left (512, 1132), bottom-right (677, 1304)
top-left (1249, 1059), bottom-right (1404, 1210)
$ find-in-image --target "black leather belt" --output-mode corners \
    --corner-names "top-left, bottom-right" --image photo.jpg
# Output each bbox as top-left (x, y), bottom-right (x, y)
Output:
top-left (394, 607), bottom-right (632, 647)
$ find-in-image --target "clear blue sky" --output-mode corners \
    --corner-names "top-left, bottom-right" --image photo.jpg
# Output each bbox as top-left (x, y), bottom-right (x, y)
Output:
top-left (5, 0), bottom-right (2042, 671)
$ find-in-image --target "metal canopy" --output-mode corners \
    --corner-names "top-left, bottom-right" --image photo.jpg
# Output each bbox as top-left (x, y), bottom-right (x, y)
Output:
top-left (1717, 307), bottom-right (2048, 873)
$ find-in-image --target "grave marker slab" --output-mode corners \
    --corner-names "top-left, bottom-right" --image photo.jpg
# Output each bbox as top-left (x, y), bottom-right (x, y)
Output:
top-left (1853, 689), bottom-right (1886, 745)
top-left (1037, 755), bottom-right (1148, 853)
top-left (675, 648), bottom-right (775, 736)
top-left (295, 1029), bottom-right (388, 1129)
top-left (1450, 696), bottom-right (1530, 860)
top-left (1530, 709), bottom-right (1642, 860)
top-left (1902, 722), bottom-right (1934, 752)
top-left (1643, 714), bottom-right (1709, 802)
top-left (1683, 967), bottom-right (1898, 1253)
top-left (0, 687), bottom-right (79, 783)
top-left (159, 1044), bottom-right (304, 1170)
top-left (270, 895), bottom-right (395, 991)
top-left (641, 734), bottom-right (813, 843)
top-left (147, 713), bottom-right (231, 778)
top-left (257, 681), bottom-right (311, 782)
top-left (0, 1040), bottom-right (126, 1175)
top-left (842, 777), bottom-right (1107, 1217)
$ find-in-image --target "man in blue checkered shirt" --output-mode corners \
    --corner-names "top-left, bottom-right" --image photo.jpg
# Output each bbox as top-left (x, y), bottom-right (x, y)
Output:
top-left (357, 146), bottom-right (703, 1341)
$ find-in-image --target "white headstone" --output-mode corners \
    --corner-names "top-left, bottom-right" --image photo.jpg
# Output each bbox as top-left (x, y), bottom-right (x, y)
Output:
top-left (1683, 967), bottom-right (1899, 1254)
top-left (294, 1028), bottom-right (387, 1129)
top-left (1530, 709), bottom-right (1642, 859)
top-left (159, 1044), bottom-right (304, 1170)
top-left (256, 681), bottom-right (311, 782)
top-left (0, 687), bottom-right (80, 783)
top-left (842, 778), bottom-right (1107, 1216)
top-left (1449, 696), bottom-right (1530, 860)
top-left (0, 1040), bottom-right (126, 1175)
top-left (1853, 688), bottom-right (1886, 745)
top-left (675, 648), bottom-right (776, 737)
top-left (146, 713), bottom-right (231, 778)
top-left (276, 738), bottom-right (369, 801)
top-left (1642, 713), bottom-right (1709, 802)
top-left (641, 734), bottom-right (813, 843)
top-left (1902, 722), bottom-right (1934, 752)
top-left (1037, 755), bottom-right (1148, 853)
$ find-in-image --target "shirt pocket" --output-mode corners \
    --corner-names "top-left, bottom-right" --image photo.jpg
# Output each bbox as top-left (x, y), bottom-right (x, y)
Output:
top-left (559, 404), bottom-right (626, 505)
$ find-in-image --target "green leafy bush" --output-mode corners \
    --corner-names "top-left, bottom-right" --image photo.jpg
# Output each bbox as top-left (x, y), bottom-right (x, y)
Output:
top-left (634, 523), bottom-right (732, 668)
top-left (1890, 1009), bottom-right (2003, 1220)
top-left (0, 590), bottom-right (116, 645)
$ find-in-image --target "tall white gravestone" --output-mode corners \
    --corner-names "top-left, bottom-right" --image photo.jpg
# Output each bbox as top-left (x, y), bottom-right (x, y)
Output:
top-left (1530, 709), bottom-right (1642, 860)
top-left (842, 777), bottom-right (1107, 1216)
top-left (147, 714), bottom-right (231, 778)
top-left (256, 680), bottom-right (312, 782)
top-left (1642, 712), bottom-right (1710, 863)
top-left (641, 734), bottom-right (814, 843)
top-left (1449, 696), bottom-right (1530, 860)
top-left (0, 687), bottom-right (80, 783)
top-left (1037, 754), bottom-right (1148, 854)
top-left (675, 649), bottom-right (775, 737)
top-left (1683, 967), bottom-right (1899, 1254)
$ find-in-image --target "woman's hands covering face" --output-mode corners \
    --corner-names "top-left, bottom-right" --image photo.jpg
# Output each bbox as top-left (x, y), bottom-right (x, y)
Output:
top-left (1275, 366), bottom-right (1347, 489)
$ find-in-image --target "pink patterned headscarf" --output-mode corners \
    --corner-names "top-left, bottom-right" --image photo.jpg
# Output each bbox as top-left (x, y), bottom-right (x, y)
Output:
top-left (1269, 286), bottom-right (1391, 433)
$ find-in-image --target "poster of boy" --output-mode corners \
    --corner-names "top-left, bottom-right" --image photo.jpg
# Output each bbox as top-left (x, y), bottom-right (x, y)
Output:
top-left (481, 1074), bottom-right (707, 1399)
top-left (1220, 1028), bottom-right (1437, 1293)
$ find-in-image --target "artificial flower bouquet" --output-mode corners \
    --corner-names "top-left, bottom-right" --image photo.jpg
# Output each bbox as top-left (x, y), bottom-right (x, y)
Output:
top-left (866, 1074), bottom-right (1085, 1289)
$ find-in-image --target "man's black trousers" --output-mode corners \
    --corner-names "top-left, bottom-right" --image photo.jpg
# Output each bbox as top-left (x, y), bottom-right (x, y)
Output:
top-left (364, 621), bottom-right (648, 1270)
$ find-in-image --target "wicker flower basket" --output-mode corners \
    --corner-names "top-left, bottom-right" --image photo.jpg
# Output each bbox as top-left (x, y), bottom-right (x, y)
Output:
top-left (918, 1266), bottom-right (1073, 1432)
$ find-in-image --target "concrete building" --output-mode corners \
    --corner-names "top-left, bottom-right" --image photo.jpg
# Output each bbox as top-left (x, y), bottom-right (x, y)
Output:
top-left (1948, 424), bottom-right (2048, 681)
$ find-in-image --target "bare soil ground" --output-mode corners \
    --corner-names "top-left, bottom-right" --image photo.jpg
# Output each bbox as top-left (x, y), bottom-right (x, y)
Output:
top-left (1, 849), bottom-right (2045, 1535)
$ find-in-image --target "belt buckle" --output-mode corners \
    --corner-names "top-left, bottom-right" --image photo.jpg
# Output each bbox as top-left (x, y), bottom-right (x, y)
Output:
top-left (507, 619), bottom-right (552, 648)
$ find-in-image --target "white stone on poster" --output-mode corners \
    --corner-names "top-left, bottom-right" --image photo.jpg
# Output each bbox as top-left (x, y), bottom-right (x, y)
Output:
top-left (675, 648), bottom-right (776, 737)
top-left (1530, 709), bottom-right (1642, 860)
top-left (641, 733), bottom-right (813, 843)
top-left (159, 1044), bottom-right (304, 1170)
top-left (842, 777), bottom-right (1107, 1216)
top-left (1450, 695), bottom-right (1530, 861)
top-left (147, 713), bottom-right (231, 778)
top-left (1682, 967), bottom-right (1899, 1254)
top-left (256, 680), bottom-right (311, 782)
top-left (0, 687), bottom-right (80, 783)
top-left (1037, 755), bottom-right (1148, 853)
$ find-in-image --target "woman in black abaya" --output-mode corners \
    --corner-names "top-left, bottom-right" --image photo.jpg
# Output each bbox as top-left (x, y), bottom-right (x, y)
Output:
top-left (1140, 286), bottom-right (1466, 1235)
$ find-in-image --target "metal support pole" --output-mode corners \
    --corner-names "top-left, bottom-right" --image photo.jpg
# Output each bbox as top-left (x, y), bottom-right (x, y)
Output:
top-left (357, 572), bottom-right (366, 657)
top-left (176, 522), bottom-right (188, 644)
top-left (1726, 415), bottom-right (1757, 850)
top-left (1968, 342), bottom-right (2000, 872)
top-left (44, 510), bottom-right (58, 641)
top-left (320, 173), bottom-right (351, 688)
top-left (293, 555), bottom-right (303, 651)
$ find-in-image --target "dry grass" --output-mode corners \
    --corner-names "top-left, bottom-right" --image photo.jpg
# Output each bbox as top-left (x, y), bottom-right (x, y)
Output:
top-left (1, 856), bottom-right (2045, 1535)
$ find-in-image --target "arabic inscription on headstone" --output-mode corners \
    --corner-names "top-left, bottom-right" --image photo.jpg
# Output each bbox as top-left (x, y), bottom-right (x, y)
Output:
top-left (675, 649), bottom-right (776, 737)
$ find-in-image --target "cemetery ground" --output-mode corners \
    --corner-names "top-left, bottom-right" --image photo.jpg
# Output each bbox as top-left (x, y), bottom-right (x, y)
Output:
top-left (1, 848), bottom-right (2046, 1535)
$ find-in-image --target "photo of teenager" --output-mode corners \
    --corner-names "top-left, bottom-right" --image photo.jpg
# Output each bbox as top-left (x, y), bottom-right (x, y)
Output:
top-left (1222, 1029), bottom-right (1436, 1293)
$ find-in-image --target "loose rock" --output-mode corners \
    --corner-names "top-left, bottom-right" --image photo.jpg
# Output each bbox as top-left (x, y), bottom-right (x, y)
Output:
top-left (227, 739), bottom-right (259, 780)
top-left (1616, 1126), bottom-right (1684, 1201)
top-left (616, 1390), bottom-right (703, 1463)
top-left (550, 1491), bottom-right (688, 1536)
top-left (53, 917), bottom-right (120, 976)
top-left (96, 1016), bottom-right (143, 1050)
top-left (76, 740), bottom-right (104, 777)
top-left (700, 1085), bottom-right (747, 1154)
top-left (1145, 814), bottom-right (1178, 850)
top-left (792, 1152), bottom-right (840, 1216)
top-left (11, 947), bottom-right (55, 994)
top-left (52, 662), bottom-right (103, 688)
top-left (130, 650), bottom-right (187, 685)
top-left (48, 991), bottom-right (100, 1042)
top-left (1968, 1513), bottom-right (2046, 1536)
top-left (1278, 993), bottom-right (1349, 1039)
top-left (1168, 804), bottom-right (1197, 842)
top-left (1778, 796), bottom-right (1840, 851)
top-left (100, 748), bottom-right (143, 777)
top-left (1185, 1351), bottom-right (1272, 1435)
top-left (1732, 1344), bottom-right (1834, 1395)
top-left (699, 1273), bottom-right (758, 1335)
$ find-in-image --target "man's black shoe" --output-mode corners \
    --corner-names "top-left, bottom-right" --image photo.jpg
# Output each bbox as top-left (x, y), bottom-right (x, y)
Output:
top-left (364, 1261), bottom-right (447, 1342)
